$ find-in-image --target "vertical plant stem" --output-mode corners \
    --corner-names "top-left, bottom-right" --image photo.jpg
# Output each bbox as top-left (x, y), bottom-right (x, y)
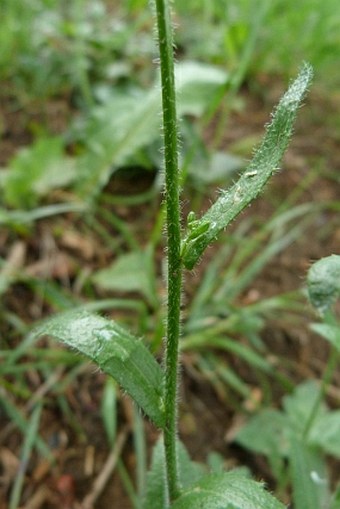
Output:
top-left (154, 0), bottom-right (181, 502)
top-left (302, 311), bottom-right (339, 441)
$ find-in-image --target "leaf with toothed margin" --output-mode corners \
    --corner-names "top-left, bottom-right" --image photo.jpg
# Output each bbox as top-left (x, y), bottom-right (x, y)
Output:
top-left (181, 63), bottom-right (313, 270)
top-left (33, 310), bottom-right (165, 428)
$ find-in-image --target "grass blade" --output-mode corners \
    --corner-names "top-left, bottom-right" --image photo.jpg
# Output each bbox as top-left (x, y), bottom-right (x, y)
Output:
top-left (9, 404), bottom-right (43, 509)
top-left (0, 395), bottom-right (52, 460)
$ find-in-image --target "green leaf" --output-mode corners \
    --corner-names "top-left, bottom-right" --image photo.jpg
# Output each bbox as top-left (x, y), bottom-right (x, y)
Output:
top-left (170, 472), bottom-right (285, 509)
top-left (307, 255), bottom-right (340, 314)
top-left (235, 409), bottom-right (289, 458)
top-left (177, 445), bottom-right (206, 489)
top-left (92, 250), bottom-right (158, 308)
top-left (309, 411), bottom-right (340, 458)
top-left (234, 409), bottom-right (288, 481)
top-left (310, 323), bottom-right (340, 352)
top-left (3, 137), bottom-right (76, 208)
top-left (74, 61), bottom-right (228, 198)
top-left (289, 435), bottom-right (329, 509)
top-left (176, 61), bottom-right (227, 117)
top-left (283, 380), bottom-right (327, 435)
top-left (143, 438), bottom-right (205, 509)
top-left (143, 439), bottom-right (167, 509)
top-left (181, 63), bottom-right (313, 269)
top-left (75, 88), bottom-right (161, 197)
top-left (189, 151), bottom-right (243, 185)
top-left (34, 310), bottom-right (165, 428)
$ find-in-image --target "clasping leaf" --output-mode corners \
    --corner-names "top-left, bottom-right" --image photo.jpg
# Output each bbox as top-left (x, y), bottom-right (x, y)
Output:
top-left (170, 472), bottom-right (285, 509)
top-left (34, 310), bottom-right (165, 428)
top-left (181, 63), bottom-right (313, 270)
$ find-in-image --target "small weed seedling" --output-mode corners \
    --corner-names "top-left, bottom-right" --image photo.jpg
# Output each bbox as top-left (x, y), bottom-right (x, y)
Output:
top-left (34, 1), bottom-right (312, 507)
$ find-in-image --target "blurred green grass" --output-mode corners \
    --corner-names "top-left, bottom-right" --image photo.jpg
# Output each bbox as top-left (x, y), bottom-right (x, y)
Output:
top-left (175, 0), bottom-right (340, 88)
top-left (0, 0), bottom-right (339, 105)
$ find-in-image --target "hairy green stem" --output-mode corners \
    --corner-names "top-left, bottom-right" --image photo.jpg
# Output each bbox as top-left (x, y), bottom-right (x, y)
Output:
top-left (155, 0), bottom-right (182, 502)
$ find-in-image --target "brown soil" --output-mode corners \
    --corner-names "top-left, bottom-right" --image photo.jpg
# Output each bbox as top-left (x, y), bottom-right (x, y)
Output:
top-left (0, 84), bottom-right (339, 509)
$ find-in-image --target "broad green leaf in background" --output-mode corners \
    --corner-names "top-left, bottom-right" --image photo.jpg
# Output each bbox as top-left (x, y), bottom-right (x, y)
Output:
top-left (309, 411), bottom-right (340, 458)
top-left (234, 380), bottom-right (336, 489)
top-left (235, 409), bottom-right (289, 458)
top-left (92, 250), bottom-right (158, 308)
top-left (235, 378), bottom-right (340, 449)
top-left (74, 88), bottom-right (161, 197)
top-left (170, 472), bottom-right (285, 509)
top-left (283, 381), bottom-right (327, 435)
top-left (307, 254), bottom-right (340, 314)
top-left (73, 61), bottom-right (228, 198)
top-left (179, 119), bottom-right (243, 188)
top-left (189, 151), bottom-right (243, 185)
top-left (4, 60), bottom-right (224, 206)
top-left (289, 435), bottom-right (330, 509)
top-left (3, 136), bottom-right (77, 208)
top-left (234, 409), bottom-right (288, 482)
top-left (310, 323), bottom-right (340, 352)
top-left (34, 310), bottom-right (165, 428)
top-left (175, 61), bottom-right (227, 117)
top-left (181, 63), bottom-right (313, 269)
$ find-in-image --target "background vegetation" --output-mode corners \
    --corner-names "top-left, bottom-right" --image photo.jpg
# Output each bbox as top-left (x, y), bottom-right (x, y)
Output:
top-left (0, 1), bottom-right (339, 508)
